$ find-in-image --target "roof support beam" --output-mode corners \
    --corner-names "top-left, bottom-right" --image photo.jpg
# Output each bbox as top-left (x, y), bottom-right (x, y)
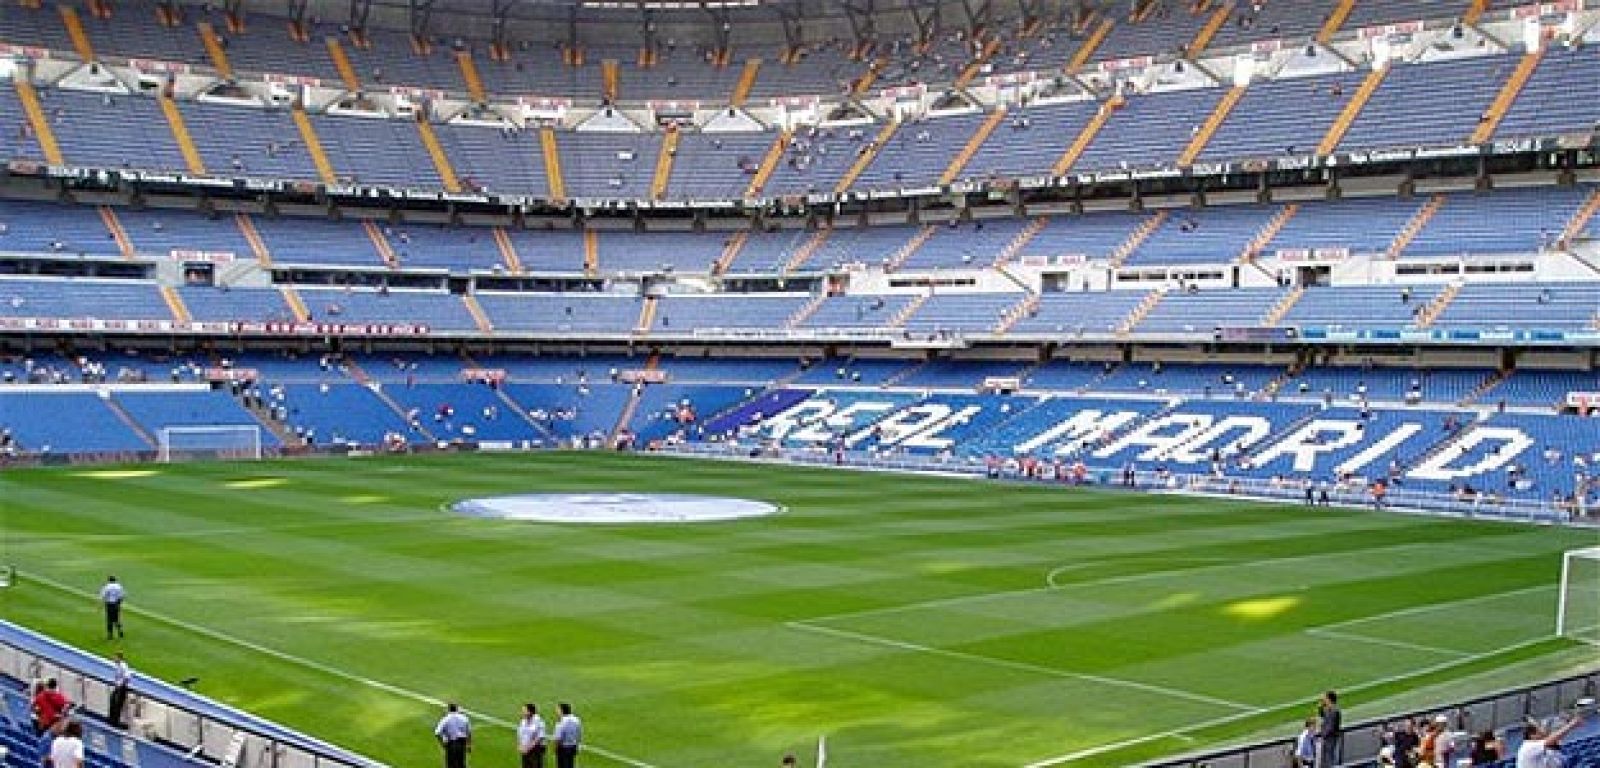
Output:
top-left (489, 0), bottom-right (518, 54)
top-left (907, 0), bottom-right (942, 49)
top-left (841, 0), bottom-right (878, 55)
top-left (346, 0), bottom-right (372, 31)
top-left (960, 0), bottom-right (993, 37)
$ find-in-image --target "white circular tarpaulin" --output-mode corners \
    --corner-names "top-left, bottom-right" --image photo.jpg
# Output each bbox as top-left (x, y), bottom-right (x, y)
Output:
top-left (450, 493), bottom-right (780, 524)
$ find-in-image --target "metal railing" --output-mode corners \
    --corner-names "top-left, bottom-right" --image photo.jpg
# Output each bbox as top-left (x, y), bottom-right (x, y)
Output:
top-left (1140, 671), bottom-right (1600, 768)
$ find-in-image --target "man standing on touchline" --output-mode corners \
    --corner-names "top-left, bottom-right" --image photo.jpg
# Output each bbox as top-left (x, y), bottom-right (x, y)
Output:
top-left (554, 702), bottom-right (582, 768)
top-left (100, 576), bottom-right (125, 640)
top-left (435, 703), bottom-right (472, 768)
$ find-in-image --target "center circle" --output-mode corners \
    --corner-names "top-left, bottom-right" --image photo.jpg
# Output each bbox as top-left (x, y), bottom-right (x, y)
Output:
top-left (450, 493), bottom-right (781, 524)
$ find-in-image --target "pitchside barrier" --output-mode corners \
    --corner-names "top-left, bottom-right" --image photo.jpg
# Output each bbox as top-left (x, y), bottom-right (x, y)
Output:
top-left (0, 619), bottom-right (381, 768)
top-left (1137, 670), bottom-right (1600, 768)
top-left (663, 443), bottom-right (1598, 527)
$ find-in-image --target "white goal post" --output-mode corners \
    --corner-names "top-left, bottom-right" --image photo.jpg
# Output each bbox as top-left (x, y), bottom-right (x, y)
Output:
top-left (157, 425), bottom-right (263, 462)
top-left (1556, 545), bottom-right (1600, 645)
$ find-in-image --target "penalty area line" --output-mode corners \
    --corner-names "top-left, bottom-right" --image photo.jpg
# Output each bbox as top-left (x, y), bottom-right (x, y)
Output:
top-left (21, 570), bottom-right (659, 768)
top-left (1017, 633), bottom-right (1564, 768)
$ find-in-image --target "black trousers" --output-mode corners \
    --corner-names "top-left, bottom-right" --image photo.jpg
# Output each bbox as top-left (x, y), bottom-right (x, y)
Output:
top-left (521, 745), bottom-right (546, 768)
top-left (108, 683), bottom-right (129, 727)
top-left (443, 738), bottom-right (468, 768)
top-left (556, 744), bottom-right (578, 768)
top-left (105, 601), bottom-right (123, 638)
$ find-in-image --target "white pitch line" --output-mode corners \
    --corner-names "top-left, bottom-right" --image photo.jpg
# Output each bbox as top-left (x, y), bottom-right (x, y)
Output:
top-left (1311, 583), bottom-right (1552, 633)
top-left (799, 541), bottom-right (1442, 626)
top-left (1018, 633), bottom-right (1562, 768)
top-left (8, 514), bottom-right (445, 545)
top-left (1302, 628), bottom-right (1470, 658)
top-left (22, 570), bottom-right (659, 768)
top-left (785, 620), bottom-right (1261, 713)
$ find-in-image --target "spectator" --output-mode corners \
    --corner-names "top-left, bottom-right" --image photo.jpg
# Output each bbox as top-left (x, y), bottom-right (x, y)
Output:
top-left (1293, 717), bottom-right (1317, 766)
top-left (1316, 690), bottom-right (1342, 768)
top-left (1469, 729), bottom-right (1502, 765)
top-left (1516, 710), bottom-right (1594, 768)
top-left (31, 678), bottom-right (69, 735)
top-left (108, 652), bottom-right (131, 728)
top-left (49, 720), bottom-right (84, 768)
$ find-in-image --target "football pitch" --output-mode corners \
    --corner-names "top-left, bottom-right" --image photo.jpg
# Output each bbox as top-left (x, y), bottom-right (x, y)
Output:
top-left (0, 452), bottom-right (1596, 768)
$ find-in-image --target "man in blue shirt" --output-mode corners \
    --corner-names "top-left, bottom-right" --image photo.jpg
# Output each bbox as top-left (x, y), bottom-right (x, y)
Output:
top-left (553, 703), bottom-right (582, 768)
top-left (434, 703), bottom-right (471, 768)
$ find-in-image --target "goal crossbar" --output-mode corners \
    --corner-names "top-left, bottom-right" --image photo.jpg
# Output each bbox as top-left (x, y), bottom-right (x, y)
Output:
top-left (157, 425), bottom-right (263, 462)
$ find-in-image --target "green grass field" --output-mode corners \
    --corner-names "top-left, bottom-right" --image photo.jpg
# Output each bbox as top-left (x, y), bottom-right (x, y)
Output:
top-left (0, 452), bottom-right (1596, 768)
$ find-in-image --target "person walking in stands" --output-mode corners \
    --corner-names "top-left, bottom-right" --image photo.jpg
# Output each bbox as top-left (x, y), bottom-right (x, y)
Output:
top-left (434, 702), bottom-right (472, 768)
top-left (48, 720), bottom-right (85, 768)
top-left (553, 702), bottom-right (582, 768)
top-left (99, 575), bottom-right (125, 640)
top-left (517, 703), bottom-right (547, 768)
top-left (1315, 690), bottom-right (1343, 768)
top-left (31, 678), bottom-right (69, 735)
top-left (108, 652), bottom-right (131, 728)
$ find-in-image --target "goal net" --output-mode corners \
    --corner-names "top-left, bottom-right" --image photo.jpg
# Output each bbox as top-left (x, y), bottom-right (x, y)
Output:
top-left (1556, 546), bottom-right (1600, 646)
top-left (158, 425), bottom-right (263, 463)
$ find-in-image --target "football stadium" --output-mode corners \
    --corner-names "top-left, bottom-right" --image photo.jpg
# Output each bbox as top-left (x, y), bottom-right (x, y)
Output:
top-left (0, 0), bottom-right (1598, 766)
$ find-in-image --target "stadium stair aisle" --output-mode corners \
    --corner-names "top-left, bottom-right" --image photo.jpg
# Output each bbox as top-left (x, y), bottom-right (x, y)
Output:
top-left (888, 293), bottom-right (929, 327)
top-left (1177, 86), bottom-right (1246, 167)
top-left (1463, 0), bottom-right (1490, 25)
top-left (953, 37), bottom-right (1002, 90)
top-left (851, 56), bottom-right (887, 96)
top-left (103, 394), bottom-right (158, 448)
top-left (1317, 0), bottom-right (1356, 43)
top-left (415, 118), bottom-right (462, 192)
top-left (1110, 209), bottom-right (1168, 267)
top-left (634, 295), bottom-right (658, 334)
top-left (1053, 96), bottom-right (1121, 175)
top-left (783, 228), bottom-right (831, 272)
top-left (196, 21), bottom-right (234, 79)
top-left (1261, 285), bottom-right (1306, 325)
top-left (994, 217), bottom-right (1047, 266)
top-left (993, 293), bottom-right (1040, 335)
top-left (835, 119), bottom-right (900, 193)
top-left (326, 37), bottom-right (362, 92)
top-left (455, 50), bottom-right (487, 103)
top-left (1387, 194), bottom-right (1446, 259)
top-left (159, 285), bottom-right (192, 324)
top-left (730, 58), bottom-right (761, 107)
top-left (539, 127), bottom-right (566, 200)
top-left (712, 230), bottom-right (748, 275)
top-left (609, 383), bottom-right (645, 442)
top-left (235, 213), bottom-right (273, 266)
top-left (600, 59), bottom-right (620, 101)
top-left (1185, 2), bottom-right (1232, 57)
top-left (13, 78), bottom-right (64, 165)
top-left (939, 107), bottom-right (1007, 185)
top-left (886, 225), bottom-right (937, 271)
top-left (1416, 281), bottom-right (1463, 329)
top-left (98, 206), bottom-right (135, 257)
top-left (58, 5), bottom-right (96, 61)
top-left (1318, 65), bottom-right (1389, 155)
top-left (343, 358), bottom-right (440, 441)
top-left (362, 221), bottom-right (400, 267)
top-left (1471, 49), bottom-right (1545, 143)
top-left (233, 390), bottom-right (302, 445)
top-left (290, 105), bottom-right (339, 183)
top-left (1565, 189), bottom-right (1600, 244)
top-left (491, 227), bottom-right (523, 273)
top-left (744, 129), bottom-right (790, 197)
top-left (785, 292), bottom-right (828, 327)
top-left (157, 95), bottom-right (207, 174)
top-left (1119, 289), bottom-right (1165, 334)
top-left (1239, 203), bottom-right (1298, 262)
top-left (583, 230), bottom-right (599, 274)
top-left (461, 294), bottom-right (493, 332)
top-left (1068, 17), bottom-right (1115, 73)
top-left (651, 129), bottom-right (680, 200)
top-left (1459, 369), bottom-right (1508, 406)
top-left (279, 286), bottom-right (310, 322)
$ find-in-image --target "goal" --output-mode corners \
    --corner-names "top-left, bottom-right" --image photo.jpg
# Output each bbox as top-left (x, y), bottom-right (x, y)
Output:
top-left (1556, 546), bottom-right (1600, 646)
top-left (158, 425), bottom-right (263, 463)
